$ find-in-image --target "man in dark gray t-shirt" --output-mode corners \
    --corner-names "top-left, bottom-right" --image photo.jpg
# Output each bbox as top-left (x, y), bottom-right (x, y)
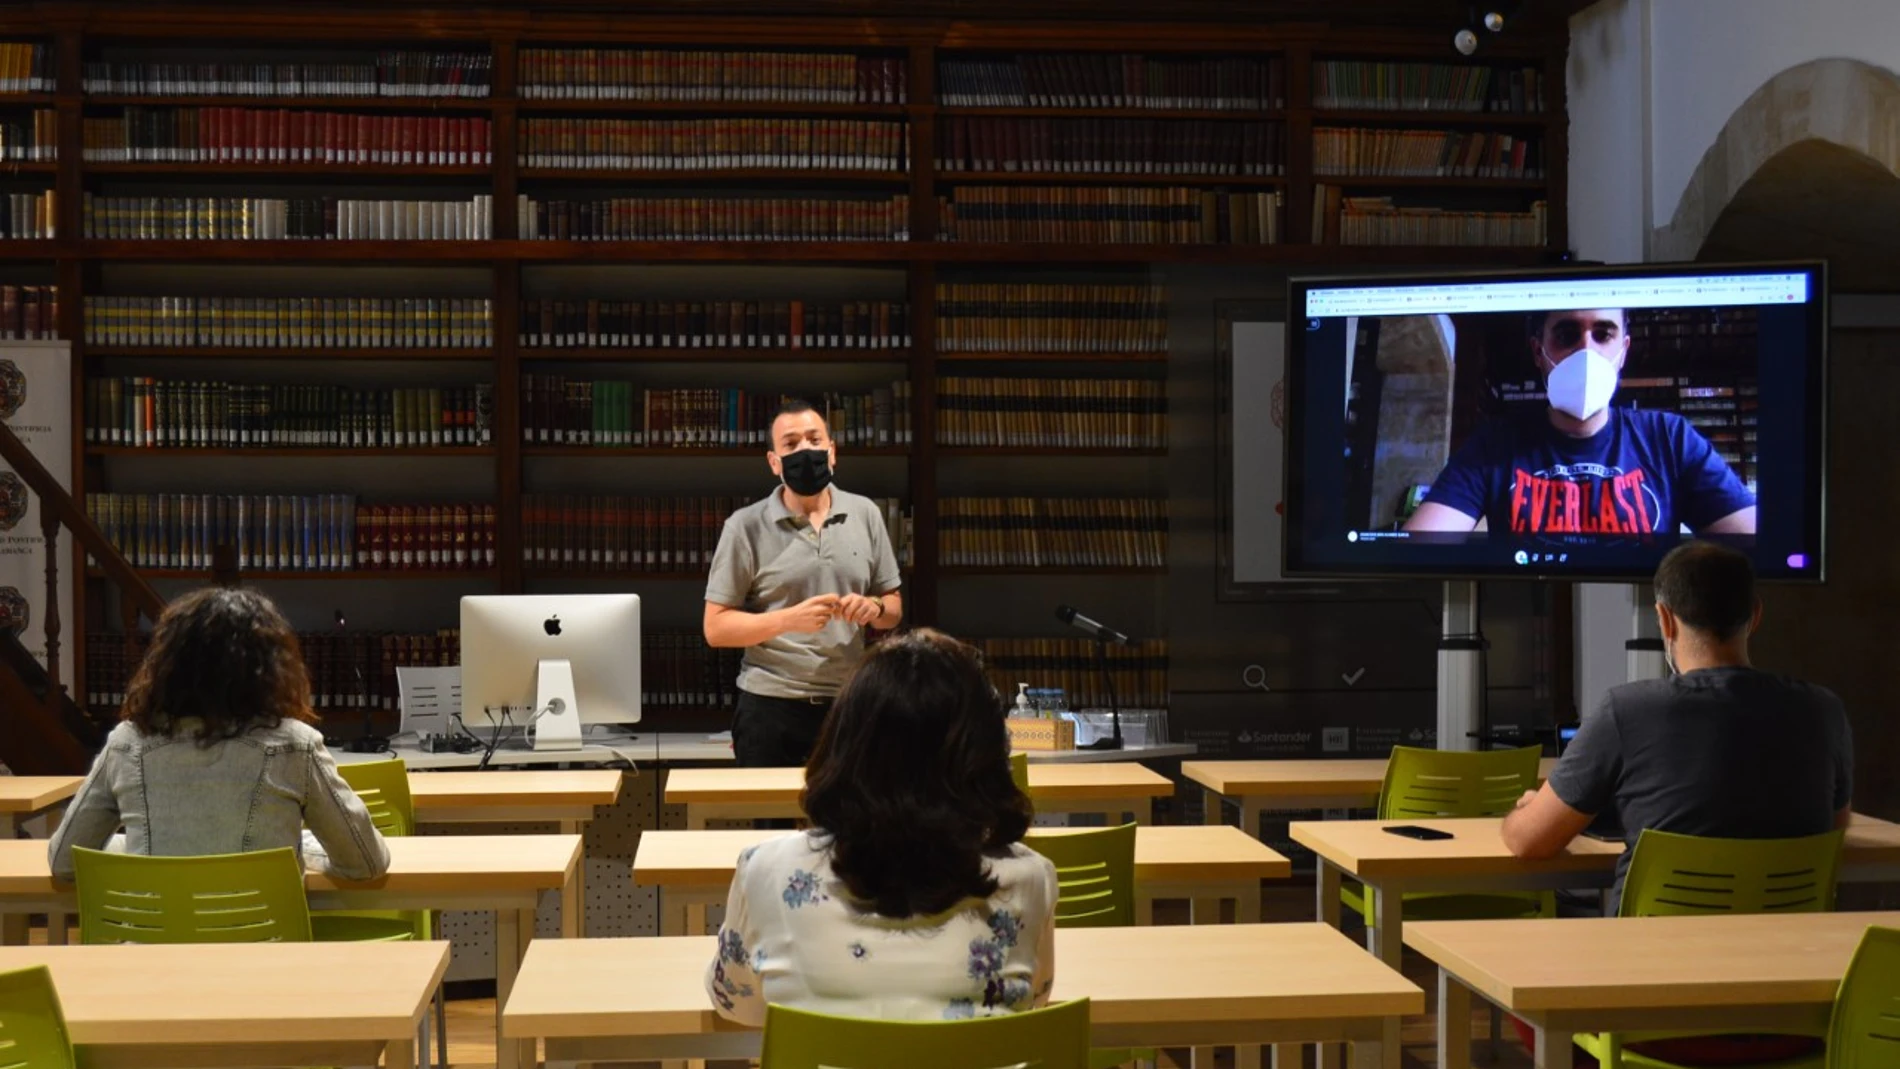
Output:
top-left (1502, 541), bottom-right (1854, 910)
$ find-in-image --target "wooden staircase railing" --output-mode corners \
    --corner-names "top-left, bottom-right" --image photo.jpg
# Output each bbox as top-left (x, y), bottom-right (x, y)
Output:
top-left (0, 420), bottom-right (165, 773)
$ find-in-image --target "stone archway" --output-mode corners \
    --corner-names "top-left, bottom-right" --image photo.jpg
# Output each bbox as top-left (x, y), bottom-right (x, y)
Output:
top-left (1651, 57), bottom-right (1900, 262)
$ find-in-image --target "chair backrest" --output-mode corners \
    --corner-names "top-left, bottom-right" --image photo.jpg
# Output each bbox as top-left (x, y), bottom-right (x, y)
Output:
top-left (1377, 745), bottom-right (1544, 820)
top-left (761, 999), bottom-right (1090, 1069)
top-left (1828, 925), bottom-right (1900, 1069)
top-left (1619, 828), bottom-right (1845, 918)
top-left (1022, 824), bottom-right (1136, 929)
top-left (336, 757), bottom-right (416, 837)
top-left (1009, 753), bottom-right (1030, 794)
top-left (72, 846), bottom-right (313, 944)
top-left (0, 966), bottom-right (74, 1069)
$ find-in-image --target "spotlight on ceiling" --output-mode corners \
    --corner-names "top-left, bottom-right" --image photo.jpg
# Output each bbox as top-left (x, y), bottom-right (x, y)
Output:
top-left (1453, 27), bottom-right (1480, 55)
top-left (1484, 9), bottom-right (1507, 31)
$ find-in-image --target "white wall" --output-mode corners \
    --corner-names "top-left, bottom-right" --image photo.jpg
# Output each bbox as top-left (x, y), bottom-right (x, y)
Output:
top-left (1647, 0), bottom-right (1900, 229)
top-left (1566, 0), bottom-right (1649, 264)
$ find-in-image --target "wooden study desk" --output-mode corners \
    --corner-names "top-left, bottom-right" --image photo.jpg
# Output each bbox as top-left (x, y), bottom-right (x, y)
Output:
top-left (404, 769), bottom-right (623, 939)
top-left (501, 923), bottom-right (1423, 1069)
top-left (0, 834), bottom-right (578, 1069)
top-left (1407, 911), bottom-right (1900, 1069)
top-left (663, 763), bottom-right (1175, 829)
top-left (0, 941), bottom-right (449, 1069)
top-left (633, 825), bottom-right (1291, 934)
top-left (1185, 758), bottom-right (1557, 833)
top-left (1290, 815), bottom-right (1900, 971)
top-left (0, 776), bottom-right (83, 942)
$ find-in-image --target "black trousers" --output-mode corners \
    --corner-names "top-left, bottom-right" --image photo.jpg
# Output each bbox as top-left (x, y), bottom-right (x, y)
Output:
top-left (731, 689), bottom-right (833, 768)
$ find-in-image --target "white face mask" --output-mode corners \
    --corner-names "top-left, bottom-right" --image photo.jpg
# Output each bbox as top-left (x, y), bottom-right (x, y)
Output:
top-left (1544, 349), bottom-right (1619, 421)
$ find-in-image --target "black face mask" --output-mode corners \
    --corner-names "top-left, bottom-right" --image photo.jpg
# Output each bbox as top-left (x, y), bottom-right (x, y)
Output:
top-left (779, 447), bottom-right (833, 496)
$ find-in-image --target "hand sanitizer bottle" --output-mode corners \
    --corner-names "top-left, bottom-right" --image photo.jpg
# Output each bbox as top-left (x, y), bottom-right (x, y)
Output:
top-left (1015, 683), bottom-right (1033, 718)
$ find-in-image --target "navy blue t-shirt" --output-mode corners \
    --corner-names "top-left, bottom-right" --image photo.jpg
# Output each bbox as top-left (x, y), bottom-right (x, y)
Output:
top-left (1422, 407), bottom-right (1755, 535)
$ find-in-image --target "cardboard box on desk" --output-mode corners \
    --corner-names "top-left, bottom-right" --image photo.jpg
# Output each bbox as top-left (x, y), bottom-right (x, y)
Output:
top-left (1007, 717), bottom-right (1076, 751)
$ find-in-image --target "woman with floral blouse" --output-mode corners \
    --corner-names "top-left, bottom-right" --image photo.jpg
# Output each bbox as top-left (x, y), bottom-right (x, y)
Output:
top-left (705, 628), bottom-right (1058, 1024)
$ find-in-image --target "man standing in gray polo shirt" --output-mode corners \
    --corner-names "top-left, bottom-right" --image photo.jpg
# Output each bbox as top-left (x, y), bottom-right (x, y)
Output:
top-left (703, 400), bottom-right (903, 766)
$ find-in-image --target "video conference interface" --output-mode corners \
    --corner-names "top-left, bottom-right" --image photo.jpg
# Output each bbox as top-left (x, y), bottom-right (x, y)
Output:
top-left (1284, 269), bottom-right (1824, 580)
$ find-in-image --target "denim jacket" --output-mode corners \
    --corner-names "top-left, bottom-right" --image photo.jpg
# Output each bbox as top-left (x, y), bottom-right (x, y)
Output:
top-left (48, 718), bottom-right (391, 883)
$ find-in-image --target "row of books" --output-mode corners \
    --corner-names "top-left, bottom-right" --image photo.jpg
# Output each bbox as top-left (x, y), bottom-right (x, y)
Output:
top-left (936, 284), bottom-right (1168, 354)
top-left (939, 498), bottom-right (1167, 568)
top-left (85, 629), bottom-right (468, 714)
top-left (85, 493), bottom-right (499, 572)
top-left (84, 380), bottom-right (494, 449)
top-left (937, 55), bottom-right (1284, 111)
top-left (1311, 61), bottom-right (1547, 113)
top-left (1625, 307), bottom-right (1760, 363)
top-left (521, 494), bottom-right (912, 570)
top-left (936, 377), bottom-right (1166, 449)
top-left (82, 296), bottom-right (495, 349)
top-left (520, 50), bottom-right (907, 104)
top-left (1325, 192), bottom-right (1549, 248)
top-left (518, 298), bottom-right (911, 350)
top-left (642, 631), bottom-right (746, 713)
top-left (937, 118), bottom-right (1284, 177)
top-left (520, 378), bottom-right (909, 448)
top-left (0, 43), bottom-right (51, 94)
top-left (82, 109), bottom-right (494, 165)
top-left (1312, 128), bottom-right (1544, 179)
top-left (81, 54), bottom-right (495, 98)
top-left (0, 110), bottom-right (54, 160)
top-left (0, 286), bottom-right (57, 340)
top-left (517, 118), bottom-right (906, 172)
top-left (82, 195), bottom-right (496, 241)
top-left (939, 186), bottom-right (1284, 245)
top-left (973, 637), bottom-right (1169, 713)
top-left (519, 194), bottom-right (910, 243)
top-left (0, 192), bottom-right (53, 239)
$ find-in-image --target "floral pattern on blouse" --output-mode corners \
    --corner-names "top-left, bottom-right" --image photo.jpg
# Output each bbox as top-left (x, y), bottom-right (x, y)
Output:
top-left (706, 832), bottom-right (1056, 1029)
top-left (783, 868), bottom-right (828, 909)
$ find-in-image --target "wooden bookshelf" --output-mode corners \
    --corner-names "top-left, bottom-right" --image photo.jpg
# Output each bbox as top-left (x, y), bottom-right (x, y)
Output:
top-left (0, 5), bottom-right (1570, 716)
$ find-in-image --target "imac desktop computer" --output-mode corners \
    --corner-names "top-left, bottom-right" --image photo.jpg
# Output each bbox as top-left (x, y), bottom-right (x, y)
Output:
top-left (459, 593), bottom-right (642, 751)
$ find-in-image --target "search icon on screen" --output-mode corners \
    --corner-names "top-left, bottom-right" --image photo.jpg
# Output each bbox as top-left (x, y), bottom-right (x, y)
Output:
top-left (1242, 664), bottom-right (1270, 692)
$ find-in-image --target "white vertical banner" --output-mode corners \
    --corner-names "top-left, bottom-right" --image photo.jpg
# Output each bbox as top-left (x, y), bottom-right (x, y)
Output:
top-left (0, 341), bottom-right (73, 690)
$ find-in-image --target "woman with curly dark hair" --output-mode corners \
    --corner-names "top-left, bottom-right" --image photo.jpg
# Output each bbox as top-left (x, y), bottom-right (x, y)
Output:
top-left (705, 627), bottom-right (1057, 1026)
top-left (49, 587), bottom-right (388, 882)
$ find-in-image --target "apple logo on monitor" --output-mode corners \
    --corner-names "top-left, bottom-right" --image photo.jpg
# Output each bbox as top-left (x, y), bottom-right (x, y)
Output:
top-left (543, 615), bottom-right (562, 637)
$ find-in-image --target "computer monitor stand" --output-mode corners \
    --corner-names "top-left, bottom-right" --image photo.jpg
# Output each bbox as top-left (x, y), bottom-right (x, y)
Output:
top-left (533, 659), bottom-right (584, 752)
top-left (1436, 580), bottom-right (1486, 753)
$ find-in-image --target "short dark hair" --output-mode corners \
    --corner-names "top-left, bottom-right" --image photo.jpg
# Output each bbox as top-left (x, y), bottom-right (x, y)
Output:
top-left (802, 628), bottom-right (1031, 919)
top-left (121, 587), bottom-right (318, 746)
top-left (1527, 308), bottom-right (1629, 337)
top-left (1654, 541), bottom-right (1757, 640)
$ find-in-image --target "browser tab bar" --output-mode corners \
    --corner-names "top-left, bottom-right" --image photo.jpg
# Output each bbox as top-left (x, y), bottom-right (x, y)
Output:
top-left (1305, 272), bottom-right (1811, 317)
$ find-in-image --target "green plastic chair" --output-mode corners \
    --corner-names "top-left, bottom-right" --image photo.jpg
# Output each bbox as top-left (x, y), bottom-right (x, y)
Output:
top-left (1827, 925), bottom-right (1900, 1069)
top-left (0, 965), bottom-right (75, 1069)
top-left (1575, 828), bottom-right (1846, 1069)
top-left (311, 758), bottom-right (429, 944)
top-left (72, 846), bottom-right (312, 943)
top-left (313, 758), bottom-right (445, 1069)
top-left (1341, 745), bottom-right (1554, 924)
top-left (760, 998), bottom-right (1091, 1069)
top-left (1023, 824), bottom-right (1137, 929)
top-left (1010, 753), bottom-right (1031, 795)
top-left (1023, 825), bottom-right (1143, 1068)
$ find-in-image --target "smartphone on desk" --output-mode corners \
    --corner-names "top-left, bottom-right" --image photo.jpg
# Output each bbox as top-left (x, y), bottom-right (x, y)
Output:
top-left (1382, 824), bottom-right (1455, 841)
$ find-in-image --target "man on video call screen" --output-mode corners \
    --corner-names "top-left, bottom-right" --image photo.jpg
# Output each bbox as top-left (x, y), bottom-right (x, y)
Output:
top-left (1402, 307), bottom-right (1758, 537)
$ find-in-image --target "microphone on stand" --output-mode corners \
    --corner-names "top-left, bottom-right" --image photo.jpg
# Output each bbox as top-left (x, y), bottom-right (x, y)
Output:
top-left (1055, 605), bottom-right (1127, 750)
top-left (1056, 604), bottom-right (1130, 646)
